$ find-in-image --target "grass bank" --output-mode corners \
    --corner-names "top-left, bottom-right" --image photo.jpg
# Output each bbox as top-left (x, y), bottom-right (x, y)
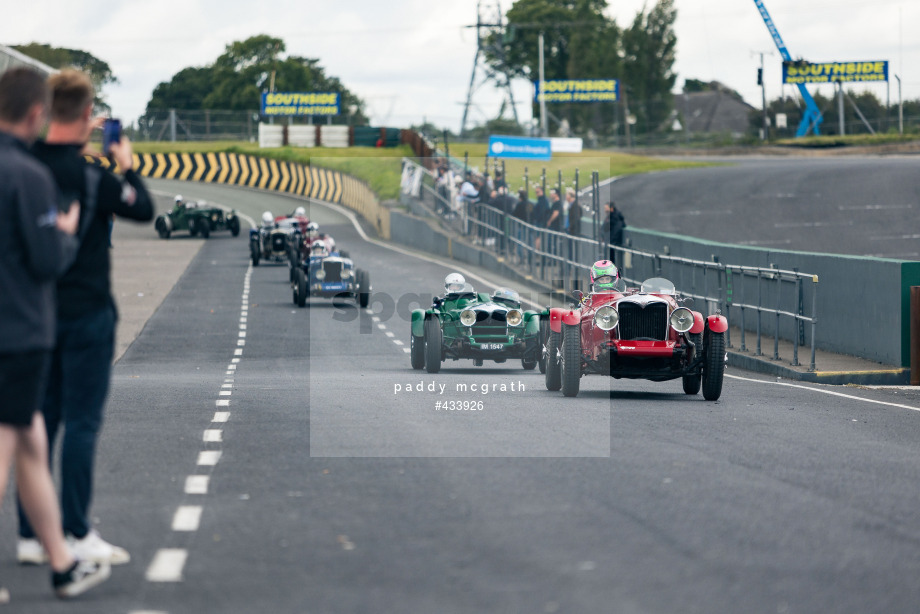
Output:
top-left (130, 140), bottom-right (710, 199)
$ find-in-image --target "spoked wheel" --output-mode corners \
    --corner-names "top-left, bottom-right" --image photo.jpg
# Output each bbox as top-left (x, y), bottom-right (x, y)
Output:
top-left (702, 330), bottom-right (725, 401)
top-left (561, 323), bottom-right (581, 398)
top-left (544, 331), bottom-right (561, 391)
top-left (538, 316), bottom-right (549, 374)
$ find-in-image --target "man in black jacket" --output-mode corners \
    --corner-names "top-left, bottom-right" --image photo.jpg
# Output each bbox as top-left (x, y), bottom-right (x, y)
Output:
top-left (16, 70), bottom-right (154, 568)
top-left (601, 202), bottom-right (626, 264)
top-left (0, 67), bottom-right (110, 600)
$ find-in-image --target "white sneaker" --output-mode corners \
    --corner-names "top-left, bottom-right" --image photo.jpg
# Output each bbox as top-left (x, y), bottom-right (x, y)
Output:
top-left (67, 530), bottom-right (130, 565)
top-left (17, 538), bottom-right (49, 565)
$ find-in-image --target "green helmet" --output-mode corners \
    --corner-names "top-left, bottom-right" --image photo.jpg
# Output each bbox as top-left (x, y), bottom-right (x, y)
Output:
top-left (590, 260), bottom-right (619, 291)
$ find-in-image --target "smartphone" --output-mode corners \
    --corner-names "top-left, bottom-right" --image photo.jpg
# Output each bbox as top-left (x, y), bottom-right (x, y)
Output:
top-left (102, 118), bottom-right (121, 155)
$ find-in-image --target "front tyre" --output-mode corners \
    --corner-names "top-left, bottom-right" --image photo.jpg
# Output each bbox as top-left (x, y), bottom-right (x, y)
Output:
top-left (410, 332), bottom-right (425, 370)
top-left (199, 219), bottom-right (210, 238)
top-left (424, 317), bottom-right (442, 374)
top-left (682, 332), bottom-right (702, 395)
top-left (356, 270), bottom-right (370, 308)
top-left (250, 242), bottom-right (261, 266)
top-left (702, 330), bottom-right (725, 401)
top-left (293, 268), bottom-right (307, 307)
top-left (155, 216), bottom-right (171, 239)
top-left (561, 323), bottom-right (581, 398)
top-left (544, 331), bottom-right (561, 391)
top-left (229, 217), bottom-right (240, 237)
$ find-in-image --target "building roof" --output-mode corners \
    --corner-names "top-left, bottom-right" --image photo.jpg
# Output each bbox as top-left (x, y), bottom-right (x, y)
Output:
top-left (675, 88), bottom-right (755, 134)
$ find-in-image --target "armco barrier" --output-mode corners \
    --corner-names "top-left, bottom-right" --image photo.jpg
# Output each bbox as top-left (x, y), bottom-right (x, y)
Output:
top-left (120, 151), bottom-right (390, 239)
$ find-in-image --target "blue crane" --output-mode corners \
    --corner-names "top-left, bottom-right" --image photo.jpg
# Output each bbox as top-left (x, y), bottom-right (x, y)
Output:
top-left (753, 0), bottom-right (823, 136)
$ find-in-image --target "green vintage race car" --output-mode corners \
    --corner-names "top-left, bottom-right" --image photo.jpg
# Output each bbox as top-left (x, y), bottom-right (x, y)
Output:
top-left (410, 275), bottom-right (544, 373)
top-left (155, 195), bottom-right (241, 239)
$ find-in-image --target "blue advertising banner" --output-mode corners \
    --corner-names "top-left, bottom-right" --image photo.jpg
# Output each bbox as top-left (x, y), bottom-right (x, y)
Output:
top-left (782, 61), bottom-right (888, 84)
top-left (261, 92), bottom-right (340, 116)
top-left (488, 135), bottom-right (552, 160)
top-left (534, 79), bottom-right (619, 103)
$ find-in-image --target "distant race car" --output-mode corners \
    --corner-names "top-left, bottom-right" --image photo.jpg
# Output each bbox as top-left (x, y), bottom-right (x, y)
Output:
top-left (410, 284), bottom-right (544, 373)
top-left (292, 241), bottom-right (369, 308)
top-left (155, 197), bottom-right (240, 239)
top-left (544, 276), bottom-right (728, 399)
top-left (250, 215), bottom-right (299, 266)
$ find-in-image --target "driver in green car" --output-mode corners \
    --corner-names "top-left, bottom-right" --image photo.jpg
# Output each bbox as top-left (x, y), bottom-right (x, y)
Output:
top-left (433, 272), bottom-right (478, 310)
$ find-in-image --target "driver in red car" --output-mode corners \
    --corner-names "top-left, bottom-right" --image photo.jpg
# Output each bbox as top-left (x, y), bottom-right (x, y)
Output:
top-left (589, 260), bottom-right (620, 294)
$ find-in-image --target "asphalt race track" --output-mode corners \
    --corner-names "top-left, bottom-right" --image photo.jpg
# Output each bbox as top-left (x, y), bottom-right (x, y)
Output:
top-left (607, 155), bottom-right (920, 259)
top-left (4, 168), bottom-right (920, 613)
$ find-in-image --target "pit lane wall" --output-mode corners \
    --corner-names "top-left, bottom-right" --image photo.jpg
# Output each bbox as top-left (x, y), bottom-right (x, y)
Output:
top-left (122, 152), bottom-right (390, 239)
top-left (388, 206), bottom-right (920, 369)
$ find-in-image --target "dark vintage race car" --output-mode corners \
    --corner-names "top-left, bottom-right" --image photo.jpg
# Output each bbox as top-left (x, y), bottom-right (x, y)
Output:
top-left (250, 217), bottom-right (300, 266)
top-left (410, 285), bottom-right (544, 373)
top-left (544, 277), bottom-right (728, 399)
top-left (155, 197), bottom-right (240, 239)
top-left (292, 243), bottom-right (369, 308)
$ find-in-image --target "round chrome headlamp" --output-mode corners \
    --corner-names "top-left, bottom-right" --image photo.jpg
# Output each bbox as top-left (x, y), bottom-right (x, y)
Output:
top-left (460, 309), bottom-right (476, 326)
top-left (669, 307), bottom-right (694, 333)
top-left (315, 269), bottom-right (326, 280)
top-left (340, 269), bottom-right (352, 280)
top-left (506, 309), bottom-right (523, 326)
top-left (594, 305), bottom-right (619, 331)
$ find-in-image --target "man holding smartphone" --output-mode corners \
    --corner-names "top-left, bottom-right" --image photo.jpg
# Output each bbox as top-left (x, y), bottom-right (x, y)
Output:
top-left (16, 69), bottom-right (154, 567)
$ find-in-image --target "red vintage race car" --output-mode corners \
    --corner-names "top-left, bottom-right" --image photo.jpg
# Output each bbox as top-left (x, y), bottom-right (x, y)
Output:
top-left (544, 277), bottom-right (728, 400)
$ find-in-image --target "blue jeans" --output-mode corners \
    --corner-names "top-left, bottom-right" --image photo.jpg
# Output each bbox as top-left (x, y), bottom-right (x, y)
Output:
top-left (18, 304), bottom-right (116, 540)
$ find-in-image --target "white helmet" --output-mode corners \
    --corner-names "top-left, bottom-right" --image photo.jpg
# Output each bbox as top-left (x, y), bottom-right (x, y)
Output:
top-left (306, 221), bottom-right (319, 238)
top-left (261, 211), bottom-right (274, 226)
top-left (310, 240), bottom-right (327, 256)
top-left (294, 206), bottom-right (306, 217)
top-left (444, 272), bottom-right (466, 293)
top-left (174, 194), bottom-right (183, 203)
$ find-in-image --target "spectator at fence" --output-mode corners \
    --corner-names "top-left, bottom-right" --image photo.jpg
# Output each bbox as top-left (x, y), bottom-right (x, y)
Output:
top-left (494, 170), bottom-right (506, 192)
top-left (546, 188), bottom-right (563, 232)
top-left (457, 173), bottom-right (479, 235)
top-left (602, 201), bottom-right (626, 264)
top-left (532, 185), bottom-right (549, 253)
top-left (512, 189), bottom-right (532, 262)
top-left (565, 187), bottom-right (583, 237)
top-left (435, 165), bottom-right (451, 215)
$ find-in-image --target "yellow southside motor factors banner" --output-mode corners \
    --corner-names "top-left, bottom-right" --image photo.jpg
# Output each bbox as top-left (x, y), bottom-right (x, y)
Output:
top-left (261, 92), bottom-right (340, 116)
top-left (534, 79), bottom-right (619, 103)
top-left (782, 61), bottom-right (888, 84)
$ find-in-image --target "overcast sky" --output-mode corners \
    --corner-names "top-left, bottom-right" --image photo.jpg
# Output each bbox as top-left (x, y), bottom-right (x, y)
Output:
top-left (4, 0), bottom-right (918, 132)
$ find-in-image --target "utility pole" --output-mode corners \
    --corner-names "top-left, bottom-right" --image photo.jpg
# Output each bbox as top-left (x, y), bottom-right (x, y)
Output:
top-left (837, 81), bottom-right (845, 136)
top-left (538, 32), bottom-right (547, 137)
top-left (896, 74), bottom-right (903, 135)
top-left (760, 52), bottom-right (768, 140)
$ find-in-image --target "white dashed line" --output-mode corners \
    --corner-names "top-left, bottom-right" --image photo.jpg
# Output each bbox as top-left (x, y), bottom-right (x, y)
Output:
top-left (216, 399), bottom-right (230, 407)
top-left (385, 331), bottom-right (395, 338)
top-left (402, 348), bottom-right (411, 354)
top-left (212, 412), bottom-right (230, 423)
top-left (184, 475), bottom-right (209, 495)
top-left (393, 340), bottom-right (404, 346)
top-left (197, 451), bottom-right (222, 466)
top-left (218, 391), bottom-right (231, 396)
top-left (234, 349), bottom-right (243, 356)
top-left (146, 549), bottom-right (187, 582)
top-left (203, 429), bottom-right (223, 442)
top-left (171, 506), bottom-right (203, 532)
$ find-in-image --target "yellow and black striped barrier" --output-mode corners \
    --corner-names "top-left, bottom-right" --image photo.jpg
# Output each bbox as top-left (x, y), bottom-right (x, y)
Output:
top-left (92, 152), bottom-right (390, 239)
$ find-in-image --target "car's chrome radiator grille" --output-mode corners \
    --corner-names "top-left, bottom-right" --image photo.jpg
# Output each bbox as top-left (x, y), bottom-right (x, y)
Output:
top-left (323, 261), bottom-right (343, 282)
top-left (618, 303), bottom-right (668, 341)
top-left (471, 312), bottom-right (507, 339)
